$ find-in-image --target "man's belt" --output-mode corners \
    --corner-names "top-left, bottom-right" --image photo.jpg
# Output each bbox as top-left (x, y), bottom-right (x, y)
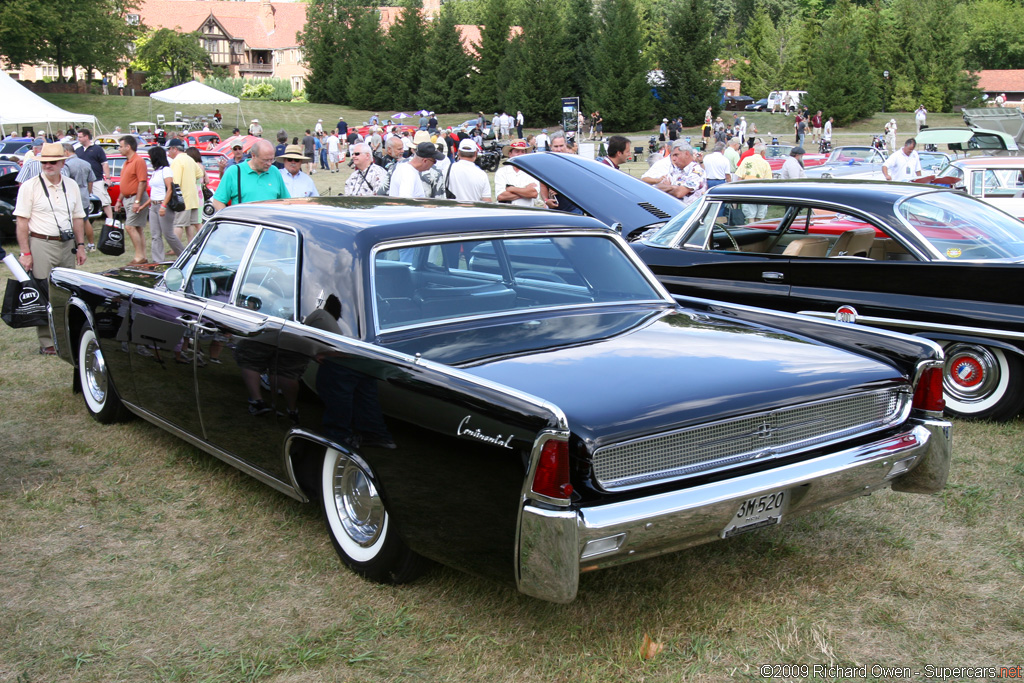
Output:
top-left (29, 231), bottom-right (61, 242)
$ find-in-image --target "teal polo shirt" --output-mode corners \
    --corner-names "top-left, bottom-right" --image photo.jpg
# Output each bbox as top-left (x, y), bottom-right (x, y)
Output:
top-left (212, 161), bottom-right (289, 206)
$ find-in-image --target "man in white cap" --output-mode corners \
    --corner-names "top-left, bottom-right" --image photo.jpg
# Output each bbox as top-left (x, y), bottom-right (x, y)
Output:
top-left (388, 141), bottom-right (443, 198)
top-left (13, 142), bottom-right (88, 354)
top-left (884, 119), bottom-right (897, 154)
top-left (249, 118), bottom-right (263, 137)
top-left (278, 145), bottom-right (319, 198)
top-left (447, 139), bottom-right (491, 202)
top-left (315, 119), bottom-right (324, 135)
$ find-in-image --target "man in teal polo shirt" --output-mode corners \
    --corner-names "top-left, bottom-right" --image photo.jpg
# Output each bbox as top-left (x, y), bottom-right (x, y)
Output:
top-left (211, 139), bottom-right (289, 211)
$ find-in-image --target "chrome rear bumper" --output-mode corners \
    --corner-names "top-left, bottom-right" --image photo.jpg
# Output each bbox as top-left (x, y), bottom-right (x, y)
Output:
top-left (517, 417), bottom-right (951, 603)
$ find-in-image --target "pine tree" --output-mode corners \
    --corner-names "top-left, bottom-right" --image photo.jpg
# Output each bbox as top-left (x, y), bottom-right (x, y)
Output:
top-left (589, 0), bottom-right (653, 131)
top-left (469, 0), bottom-right (512, 109)
top-left (419, 2), bottom-right (474, 113)
top-left (299, 0), bottom-right (345, 103)
top-left (505, 0), bottom-right (572, 123)
top-left (386, 0), bottom-right (428, 110)
top-left (892, 0), bottom-right (977, 111)
top-left (562, 0), bottom-right (595, 105)
top-left (346, 9), bottom-right (390, 110)
top-left (804, 0), bottom-right (878, 125)
top-left (731, 1), bottom-right (780, 101)
top-left (656, 0), bottom-right (718, 124)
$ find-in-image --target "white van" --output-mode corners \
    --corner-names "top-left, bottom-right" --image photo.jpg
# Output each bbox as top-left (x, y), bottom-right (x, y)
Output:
top-left (767, 90), bottom-right (807, 113)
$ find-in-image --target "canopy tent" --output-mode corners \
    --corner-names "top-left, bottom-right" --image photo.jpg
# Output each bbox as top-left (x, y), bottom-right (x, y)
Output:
top-left (0, 71), bottom-right (97, 137)
top-left (148, 81), bottom-right (243, 129)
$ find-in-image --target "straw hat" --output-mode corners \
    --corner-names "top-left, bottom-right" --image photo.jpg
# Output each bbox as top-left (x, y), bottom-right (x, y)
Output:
top-left (502, 138), bottom-right (533, 156)
top-left (277, 144), bottom-right (309, 161)
top-left (37, 142), bottom-right (66, 162)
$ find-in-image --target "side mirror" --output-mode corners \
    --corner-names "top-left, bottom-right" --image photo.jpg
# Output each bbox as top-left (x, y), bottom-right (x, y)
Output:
top-left (164, 267), bottom-right (184, 291)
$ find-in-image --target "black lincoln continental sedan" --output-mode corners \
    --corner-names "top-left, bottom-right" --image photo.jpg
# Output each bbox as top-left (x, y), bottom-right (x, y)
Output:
top-left (48, 197), bottom-right (951, 602)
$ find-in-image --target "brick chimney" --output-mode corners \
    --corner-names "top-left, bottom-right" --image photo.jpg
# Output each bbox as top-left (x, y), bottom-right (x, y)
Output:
top-left (259, 0), bottom-right (275, 35)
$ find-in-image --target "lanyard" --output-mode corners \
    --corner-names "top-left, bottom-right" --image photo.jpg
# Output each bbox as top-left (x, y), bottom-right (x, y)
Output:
top-left (38, 174), bottom-right (73, 234)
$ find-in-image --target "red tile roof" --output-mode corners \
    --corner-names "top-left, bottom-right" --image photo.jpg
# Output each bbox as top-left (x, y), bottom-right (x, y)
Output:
top-left (136, 0), bottom-right (307, 49)
top-left (976, 70), bottom-right (1024, 94)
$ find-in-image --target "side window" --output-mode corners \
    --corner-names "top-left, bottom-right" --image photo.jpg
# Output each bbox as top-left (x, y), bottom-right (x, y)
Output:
top-left (184, 222), bottom-right (255, 302)
top-left (235, 229), bottom-right (298, 319)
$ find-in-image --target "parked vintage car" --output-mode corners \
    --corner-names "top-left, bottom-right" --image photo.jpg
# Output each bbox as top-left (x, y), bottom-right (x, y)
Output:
top-left (835, 151), bottom-right (952, 182)
top-left (47, 198), bottom-right (951, 602)
top-left (183, 131), bottom-right (221, 151)
top-left (919, 157), bottom-right (1024, 219)
top-left (763, 145), bottom-right (828, 174)
top-left (745, 98), bottom-right (770, 112)
top-left (0, 138), bottom-right (33, 164)
top-left (803, 146), bottom-right (889, 179)
top-left (1, 170), bottom-right (103, 240)
top-left (631, 179), bottom-right (1024, 420)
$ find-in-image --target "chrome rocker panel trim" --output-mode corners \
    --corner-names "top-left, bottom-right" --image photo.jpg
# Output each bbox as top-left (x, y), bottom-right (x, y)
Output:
top-left (517, 417), bottom-right (951, 604)
top-left (798, 310), bottom-right (1024, 343)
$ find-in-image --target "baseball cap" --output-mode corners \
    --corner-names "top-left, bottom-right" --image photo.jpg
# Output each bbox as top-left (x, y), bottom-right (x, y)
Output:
top-left (415, 141), bottom-right (444, 161)
top-left (458, 139), bottom-right (478, 153)
top-left (167, 138), bottom-right (185, 149)
top-left (790, 146), bottom-right (806, 155)
top-left (231, 143), bottom-right (243, 150)
top-left (33, 137), bottom-right (45, 147)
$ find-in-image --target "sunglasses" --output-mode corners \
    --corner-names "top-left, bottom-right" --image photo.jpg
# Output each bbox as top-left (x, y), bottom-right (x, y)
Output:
top-left (42, 161), bottom-right (61, 166)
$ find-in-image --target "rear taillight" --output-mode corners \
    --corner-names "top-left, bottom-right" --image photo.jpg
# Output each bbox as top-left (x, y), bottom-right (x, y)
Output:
top-left (531, 440), bottom-right (573, 500)
top-left (913, 365), bottom-right (945, 413)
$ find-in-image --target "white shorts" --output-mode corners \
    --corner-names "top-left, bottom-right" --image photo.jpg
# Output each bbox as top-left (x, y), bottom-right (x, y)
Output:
top-left (329, 152), bottom-right (339, 164)
top-left (95, 179), bottom-right (111, 207)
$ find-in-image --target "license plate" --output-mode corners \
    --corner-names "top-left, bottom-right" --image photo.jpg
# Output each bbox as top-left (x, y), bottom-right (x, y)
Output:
top-left (721, 489), bottom-right (790, 539)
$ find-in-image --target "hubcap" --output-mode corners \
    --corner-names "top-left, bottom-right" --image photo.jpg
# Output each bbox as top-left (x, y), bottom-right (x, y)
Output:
top-left (944, 344), bottom-right (1000, 404)
top-left (333, 457), bottom-right (384, 548)
top-left (84, 338), bottom-right (108, 405)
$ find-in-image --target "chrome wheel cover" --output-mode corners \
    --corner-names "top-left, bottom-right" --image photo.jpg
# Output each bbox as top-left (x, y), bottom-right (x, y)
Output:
top-left (944, 343), bottom-right (1001, 405)
top-left (83, 337), bottom-right (108, 406)
top-left (332, 456), bottom-right (385, 548)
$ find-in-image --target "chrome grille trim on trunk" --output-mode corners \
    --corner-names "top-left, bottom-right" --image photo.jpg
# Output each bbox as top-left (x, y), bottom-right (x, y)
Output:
top-left (592, 388), bottom-right (910, 492)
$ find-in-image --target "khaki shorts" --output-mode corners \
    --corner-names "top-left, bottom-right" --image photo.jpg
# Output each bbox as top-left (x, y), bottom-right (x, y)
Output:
top-left (123, 194), bottom-right (148, 227)
top-left (172, 208), bottom-right (199, 227)
top-left (94, 179), bottom-right (111, 207)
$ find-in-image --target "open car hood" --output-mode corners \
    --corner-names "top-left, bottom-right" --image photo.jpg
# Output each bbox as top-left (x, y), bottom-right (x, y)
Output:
top-left (506, 153), bottom-right (685, 238)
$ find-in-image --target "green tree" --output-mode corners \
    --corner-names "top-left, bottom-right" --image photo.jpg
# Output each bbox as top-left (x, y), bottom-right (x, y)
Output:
top-left (419, 2), bottom-right (474, 112)
top-left (469, 0), bottom-right (512, 109)
top-left (0, 0), bottom-right (139, 82)
top-left (563, 0), bottom-right (595, 104)
top-left (803, 0), bottom-right (877, 124)
top-left (505, 0), bottom-right (572, 123)
top-left (299, 0), bottom-right (348, 103)
top-left (385, 0), bottom-right (428, 110)
top-left (959, 0), bottom-right (1024, 70)
top-left (892, 0), bottom-right (978, 110)
top-left (656, 0), bottom-right (719, 123)
top-left (132, 28), bottom-right (212, 88)
top-left (589, 0), bottom-right (653, 131)
top-left (345, 9), bottom-right (390, 110)
top-left (731, 1), bottom-right (781, 101)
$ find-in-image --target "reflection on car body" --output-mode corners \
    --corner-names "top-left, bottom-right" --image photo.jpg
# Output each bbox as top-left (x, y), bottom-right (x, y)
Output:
top-left (48, 197), bottom-right (950, 602)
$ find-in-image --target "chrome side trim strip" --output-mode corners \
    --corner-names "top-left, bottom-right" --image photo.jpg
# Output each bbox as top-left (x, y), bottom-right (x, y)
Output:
top-left (121, 401), bottom-right (305, 502)
top-left (798, 310), bottom-right (1024, 342)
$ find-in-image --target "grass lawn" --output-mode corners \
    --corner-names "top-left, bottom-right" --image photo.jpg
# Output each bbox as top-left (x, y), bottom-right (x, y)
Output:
top-left (1, 236), bottom-right (1023, 681)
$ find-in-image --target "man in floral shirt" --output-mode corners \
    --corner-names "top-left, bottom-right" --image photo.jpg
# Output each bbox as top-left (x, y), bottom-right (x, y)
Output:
top-left (343, 143), bottom-right (387, 196)
top-left (652, 142), bottom-right (707, 207)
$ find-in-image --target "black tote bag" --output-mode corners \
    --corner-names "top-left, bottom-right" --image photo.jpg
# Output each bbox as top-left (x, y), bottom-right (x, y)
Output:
top-left (1, 277), bottom-right (49, 329)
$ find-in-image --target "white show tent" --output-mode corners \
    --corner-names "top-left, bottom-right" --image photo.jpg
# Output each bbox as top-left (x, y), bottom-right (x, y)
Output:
top-left (149, 81), bottom-right (243, 129)
top-left (0, 70), bottom-right (97, 136)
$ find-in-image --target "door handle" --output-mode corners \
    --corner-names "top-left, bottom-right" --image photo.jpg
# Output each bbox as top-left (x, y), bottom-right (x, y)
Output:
top-left (193, 322), bottom-right (218, 333)
top-left (762, 271), bottom-right (784, 281)
top-left (175, 315), bottom-right (197, 325)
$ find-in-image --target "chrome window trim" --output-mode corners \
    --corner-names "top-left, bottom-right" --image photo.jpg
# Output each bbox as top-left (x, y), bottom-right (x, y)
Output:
top-left (798, 310), bottom-right (1024, 342)
top-left (233, 224), bottom-right (300, 321)
top-left (369, 229), bottom-right (672, 335)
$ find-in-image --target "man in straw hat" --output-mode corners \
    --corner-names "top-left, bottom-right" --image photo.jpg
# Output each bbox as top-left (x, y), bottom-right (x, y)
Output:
top-left (278, 145), bottom-right (318, 198)
top-left (13, 142), bottom-right (88, 354)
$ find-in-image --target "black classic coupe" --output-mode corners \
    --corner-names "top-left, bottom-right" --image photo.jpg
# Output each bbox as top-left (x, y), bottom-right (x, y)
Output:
top-left (48, 198), bottom-right (950, 602)
top-left (630, 180), bottom-right (1024, 421)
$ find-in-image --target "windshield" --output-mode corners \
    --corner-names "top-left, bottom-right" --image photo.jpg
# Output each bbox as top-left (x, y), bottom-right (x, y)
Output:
top-left (898, 191), bottom-right (1024, 260)
top-left (374, 234), bottom-right (663, 330)
top-left (764, 146), bottom-right (792, 160)
top-left (643, 200), bottom-right (705, 246)
top-left (827, 147), bottom-right (881, 164)
top-left (0, 142), bottom-right (29, 155)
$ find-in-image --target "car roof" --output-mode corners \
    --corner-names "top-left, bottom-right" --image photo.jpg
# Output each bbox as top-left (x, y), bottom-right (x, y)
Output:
top-left (215, 196), bottom-right (609, 246)
top-left (708, 179), bottom-right (947, 205)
